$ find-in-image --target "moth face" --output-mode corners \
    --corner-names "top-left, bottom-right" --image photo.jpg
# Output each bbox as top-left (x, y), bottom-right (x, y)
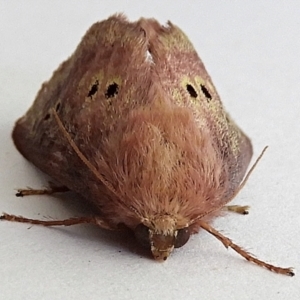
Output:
top-left (134, 223), bottom-right (191, 261)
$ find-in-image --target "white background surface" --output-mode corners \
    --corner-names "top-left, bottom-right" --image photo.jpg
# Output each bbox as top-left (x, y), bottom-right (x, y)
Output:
top-left (1, 1), bottom-right (299, 299)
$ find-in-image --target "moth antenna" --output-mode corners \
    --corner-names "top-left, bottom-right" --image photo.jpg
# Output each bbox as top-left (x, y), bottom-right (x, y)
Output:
top-left (52, 108), bottom-right (143, 219)
top-left (189, 146), bottom-right (268, 225)
top-left (198, 220), bottom-right (294, 276)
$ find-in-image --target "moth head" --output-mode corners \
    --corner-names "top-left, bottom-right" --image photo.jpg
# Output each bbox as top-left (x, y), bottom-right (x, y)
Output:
top-left (134, 215), bottom-right (191, 261)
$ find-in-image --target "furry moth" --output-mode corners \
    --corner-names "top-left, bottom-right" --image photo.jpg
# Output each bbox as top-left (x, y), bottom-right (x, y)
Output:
top-left (2, 14), bottom-right (294, 276)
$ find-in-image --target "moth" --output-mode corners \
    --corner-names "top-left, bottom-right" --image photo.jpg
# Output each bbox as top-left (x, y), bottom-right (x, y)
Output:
top-left (2, 14), bottom-right (293, 276)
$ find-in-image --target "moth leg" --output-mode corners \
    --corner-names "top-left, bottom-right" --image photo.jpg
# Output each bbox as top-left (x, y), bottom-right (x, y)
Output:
top-left (199, 220), bottom-right (294, 276)
top-left (16, 183), bottom-right (69, 197)
top-left (0, 213), bottom-right (114, 230)
top-left (224, 205), bottom-right (250, 215)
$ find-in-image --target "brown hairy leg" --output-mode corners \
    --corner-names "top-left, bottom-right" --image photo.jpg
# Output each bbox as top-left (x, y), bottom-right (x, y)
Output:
top-left (0, 213), bottom-right (114, 230)
top-left (224, 205), bottom-right (250, 215)
top-left (16, 182), bottom-right (70, 197)
top-left (199, 220), bottom-right (294, 276)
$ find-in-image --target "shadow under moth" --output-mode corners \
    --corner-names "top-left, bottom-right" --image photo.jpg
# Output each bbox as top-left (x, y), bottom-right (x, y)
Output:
top-left (2, 14), bottom-right (294, 276)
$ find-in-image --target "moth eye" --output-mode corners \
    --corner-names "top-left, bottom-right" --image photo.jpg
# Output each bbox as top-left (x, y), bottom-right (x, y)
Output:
top-left (105, 82), bottom-right (119, 98)
top-left (87, 79), bottom-right (99, 98)
top-left (186, 84), bottom-right (198, 98)
top-left (134, 224), bottom-right (151, 248)
top-left (200, 84), bottom-right (212, 101)
top-left (174, 227), bottom-right (190, 248)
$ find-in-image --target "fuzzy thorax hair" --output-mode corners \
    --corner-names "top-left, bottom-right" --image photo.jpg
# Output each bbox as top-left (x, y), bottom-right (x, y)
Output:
top-left (95, 95), bottom-right (229, 232)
